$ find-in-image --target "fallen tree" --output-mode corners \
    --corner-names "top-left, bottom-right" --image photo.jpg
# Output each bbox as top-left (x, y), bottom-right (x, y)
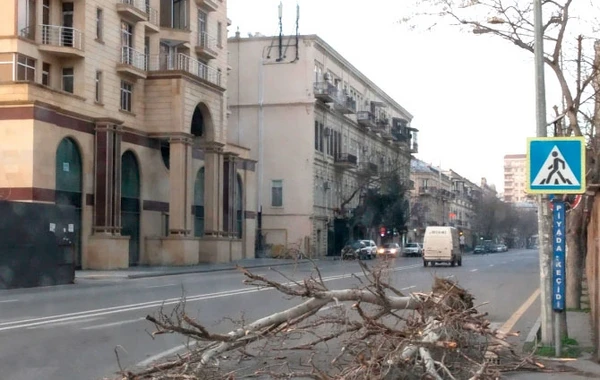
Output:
top-left (111, 262), bottom-right (546, 379)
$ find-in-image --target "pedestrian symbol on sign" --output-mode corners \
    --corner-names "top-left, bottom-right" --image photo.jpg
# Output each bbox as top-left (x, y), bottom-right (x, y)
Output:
top-left (531, 146), bottom-right (580, 186)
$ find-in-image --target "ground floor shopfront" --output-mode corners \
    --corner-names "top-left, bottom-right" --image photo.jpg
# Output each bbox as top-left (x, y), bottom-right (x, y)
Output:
top-left (0, 103), bottom-right (257, 269)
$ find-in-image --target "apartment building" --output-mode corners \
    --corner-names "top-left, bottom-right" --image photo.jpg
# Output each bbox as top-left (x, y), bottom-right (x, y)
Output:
top-left (503, 154), bottom-right (532, 203)
top-left (227, 33), bottom-right (417, 257)
top-left (0, 0), bottom-right (257, 269)
top-left (409, 160), bottom-right (481, 245)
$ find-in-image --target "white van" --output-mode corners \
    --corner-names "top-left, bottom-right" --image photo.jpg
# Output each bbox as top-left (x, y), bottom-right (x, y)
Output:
top-left (423, 226), bottom-right (462, 267)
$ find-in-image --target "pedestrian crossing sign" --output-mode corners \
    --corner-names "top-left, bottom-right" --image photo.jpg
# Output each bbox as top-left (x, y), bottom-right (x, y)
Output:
top-left (526, 137), bottom-right (586, 194)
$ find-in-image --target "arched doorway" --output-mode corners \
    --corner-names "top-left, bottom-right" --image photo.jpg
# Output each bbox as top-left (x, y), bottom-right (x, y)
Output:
top-left (191, 106), bottom-right (204, 137)
top-left (194, 167), bottom-right (205, 237)
top-left (55, 137), bottom-right (83, 268)
top-left (236, 174), bottom-right (243, 238)
top-left (121, 151), bottom-right (141, 265)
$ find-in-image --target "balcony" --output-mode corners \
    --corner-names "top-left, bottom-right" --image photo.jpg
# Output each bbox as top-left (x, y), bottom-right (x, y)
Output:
top-left (376, 118), bottom-right (393, 140)
top-left (148, 53), bottom-right (222, 87)
top-left (419, 187), bottom-right (438, 196)
top-left (195, 0), bottom-right (218, 12)
top-left (356, 111), bottom-right (377, 129)
top-left (333, 95), bottom-right (356, 114)
top-left (358, 161), bottom-right (378, 175)
top-left (334, 153), bottom-right (358, 169)
top-left (313, 81), bottom-right (340, 103)
top-left (32, 25), bottom-right (85, 58)
top-left (409, 127), bottom-right (419, 153)
top-left (196, 32), bottom-right (219, 60)
top-left (117, 46), bottom-right (148, 79)
top-left (145, 6), bottom-right (160, 33)
top-left (116, 0), bottom-right (148, 23)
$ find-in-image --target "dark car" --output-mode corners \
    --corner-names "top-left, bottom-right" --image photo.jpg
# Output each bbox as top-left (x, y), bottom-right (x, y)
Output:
top-left (474, 245), bottom-right (486, 254)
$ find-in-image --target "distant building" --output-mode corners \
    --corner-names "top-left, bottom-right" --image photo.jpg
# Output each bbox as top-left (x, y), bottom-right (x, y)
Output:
top-left (503, 154), bottom-right (533, 203)
top-left (409, 160), bottom-right (481, 246)
top-left (228, 34), bottom-right (416, 257)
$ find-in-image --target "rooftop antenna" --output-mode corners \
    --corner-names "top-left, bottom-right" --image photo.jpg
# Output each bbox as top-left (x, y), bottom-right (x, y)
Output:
top-left (295, 1), bottom-right (300, 60)
top-left (277, 1), bottom-right (283, 62)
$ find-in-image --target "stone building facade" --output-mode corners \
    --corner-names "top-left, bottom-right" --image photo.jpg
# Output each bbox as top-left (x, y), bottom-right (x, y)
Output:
top-left (0, 0), bottom-right (256, 269)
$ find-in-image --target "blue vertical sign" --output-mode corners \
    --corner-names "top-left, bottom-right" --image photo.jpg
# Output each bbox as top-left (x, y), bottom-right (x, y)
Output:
top-left (553, 201), bottom-right (566, 311)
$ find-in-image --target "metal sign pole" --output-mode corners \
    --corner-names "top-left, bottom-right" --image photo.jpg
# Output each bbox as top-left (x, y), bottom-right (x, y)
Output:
top-left (552, 200), bottom-right (566, 356)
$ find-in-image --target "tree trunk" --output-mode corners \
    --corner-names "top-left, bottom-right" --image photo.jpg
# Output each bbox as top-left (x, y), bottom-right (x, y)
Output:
top-left (566, 205), bottom-right (584, 310)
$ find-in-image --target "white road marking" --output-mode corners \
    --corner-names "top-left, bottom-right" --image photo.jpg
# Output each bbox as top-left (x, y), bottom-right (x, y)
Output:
top-left (0, 263), bottom-right (422, 332)
top-left (26, 317), bottom-right (103, 330)
top-left (145, 284), bottom-right (177, 289)
top-left (81, 317), bottom-right (146, 330)
top-left (470, 269), bottom-right (478, 272)
top-left (0, 299), bottom-right (19, 303)
top-left (401, 285), bottom-right (416, 291)
top-left (489, 264), bottom-right (494, 267)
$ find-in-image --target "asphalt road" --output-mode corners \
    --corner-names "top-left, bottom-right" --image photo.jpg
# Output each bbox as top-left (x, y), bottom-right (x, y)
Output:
top-left (0, 249), bottom-right (541, 380)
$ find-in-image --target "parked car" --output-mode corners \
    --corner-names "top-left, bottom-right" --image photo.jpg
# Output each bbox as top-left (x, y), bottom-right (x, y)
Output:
top-left (495, 244), bottom-right (508, 252)
top-left (474, 245), bottom-right (486, 254)
top-left (341, 240), bottom-right (376, 260)
top-left (403, 242), bottom-right (423, 257)
top-left (377, 243), bottom-right (401, 258)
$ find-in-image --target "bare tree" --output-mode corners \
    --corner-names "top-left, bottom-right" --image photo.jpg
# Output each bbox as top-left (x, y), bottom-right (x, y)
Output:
top-left (401, 0), bottom-right (600, 310)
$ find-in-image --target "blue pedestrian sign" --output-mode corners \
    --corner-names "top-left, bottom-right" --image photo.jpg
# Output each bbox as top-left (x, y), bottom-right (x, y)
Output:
top-left (552, 201), bottom-right (566, 311)
top-left (526, 137), bottom-right (586, 194)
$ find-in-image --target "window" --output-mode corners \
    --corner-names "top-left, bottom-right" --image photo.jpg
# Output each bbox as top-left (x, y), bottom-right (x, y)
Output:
top-left (326, 128), bottom-right (333, 156)
top-left (95, 71), bottom-right (102, 103)
top-left (318, 122), bottom-right (324, 152)
top-left (62, 67), bottom-right (74, 93)
top-left (16, 55), bottom-right (35, 81)
top-left (217, 21), bottom-right (223, 47)
top-left (120, 80), bottom-right (133, 112)
top-left (271, 180), bottom-right (283, 207)
top-left (42, 62), bottom-right (50, 86)
top-left (96, 8), bottom-right (103, 40)
top-left (314, 63), bottom-right (322, 82)
top-left (314, 121), bottom-right (319, 151)
top-left (18, 0), bottom-right (36, 39)
top-left (160, 0), bottom-right (188, 29)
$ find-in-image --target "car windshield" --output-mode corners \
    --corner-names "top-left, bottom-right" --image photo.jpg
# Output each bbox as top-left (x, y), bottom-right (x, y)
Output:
top-left (350, 241), bottom-right (364, 249)
top-left (405, 243), bottom-right (418, 248)
top-left (383, 243), bottom-right (397, 248)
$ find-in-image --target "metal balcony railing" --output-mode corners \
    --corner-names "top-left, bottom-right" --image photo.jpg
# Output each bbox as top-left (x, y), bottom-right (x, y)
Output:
top-left (120, 46), bottom-right (148, 71)
top-left (119, 0), bottom-right (146, 13)
top-left (313, 81), bottom-right (340, 102)
top-left (148, 53), bottom-right (222, 86)
top-left (356, 111), bottom-right (376, 126)
top-left (334, 153), bottom-right (358, 166)
top-left (36, 25), bottom-right (84, 50)
top-left (198, 31), bottom-right (217, 51)
top-left (147, 6), bottom-right (159, 25)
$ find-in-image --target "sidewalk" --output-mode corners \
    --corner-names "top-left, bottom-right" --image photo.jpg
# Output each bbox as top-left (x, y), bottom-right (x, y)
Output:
top-left (76, 258), bottom-right (315, 280)
top-left (506, 310), bottom-right (600, 379)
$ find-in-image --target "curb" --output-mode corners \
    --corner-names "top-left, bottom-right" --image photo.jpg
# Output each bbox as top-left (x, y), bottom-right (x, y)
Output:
top-left (523, 316), bottom-right (542, 353)
top-left (78, 260), bottom-right (312, 280)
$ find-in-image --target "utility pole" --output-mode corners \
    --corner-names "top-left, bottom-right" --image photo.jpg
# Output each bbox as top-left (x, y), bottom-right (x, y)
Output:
top-left (533, 0), bottom-right (554, 345)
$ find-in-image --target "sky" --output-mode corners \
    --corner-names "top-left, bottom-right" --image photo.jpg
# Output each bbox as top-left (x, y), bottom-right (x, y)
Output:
top-left (226, 0), bottom-right (566, 193)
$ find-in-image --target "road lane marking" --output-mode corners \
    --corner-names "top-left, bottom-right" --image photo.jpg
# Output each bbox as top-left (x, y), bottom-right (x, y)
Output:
top-left (145, 284), bottom-right (177, 289)
top-left (489, 264), bottom-right (494, 267)
top-left (81, 317), bottom-right (146, 330)
top-left (0, 299), bottom-right (19, 303)
top-left (0, 263), bottom-right (422, 332)
top-left (500, 288), bottom-right (541, 334)
top-left (470, 269), bottom-right (478, 272)
top-left (401, 285), bottom-right (416, 290)
top-left (26, 317), bottom-right (103, 330)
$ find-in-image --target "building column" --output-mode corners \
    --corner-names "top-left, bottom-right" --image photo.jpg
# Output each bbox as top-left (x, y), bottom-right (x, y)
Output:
top-left (168, 135), bottom-right (193, 236)
top-left (203, 142), bottom-right (225, 237)
top-left (93, 122), bottom-right (123, 234)
top-left (223, 153), bottom-right (238, 236)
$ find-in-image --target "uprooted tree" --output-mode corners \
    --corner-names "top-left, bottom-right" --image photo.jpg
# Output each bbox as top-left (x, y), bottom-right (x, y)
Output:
top-left (399, 0), bottom-right (600, 312)
top-left (110, 263), bottom-right (549, 380)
